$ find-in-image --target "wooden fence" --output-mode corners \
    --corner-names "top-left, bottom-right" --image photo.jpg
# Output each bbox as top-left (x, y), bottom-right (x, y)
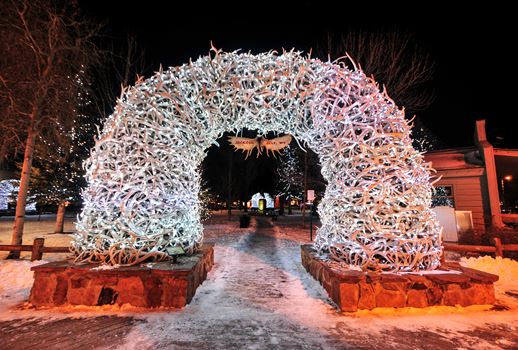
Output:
top-left (1, 236), bottom-right (517, 262)
top-left (443, 237), bottom-right (518, 259)
top-left (0, 237), bottom-right (69, 261)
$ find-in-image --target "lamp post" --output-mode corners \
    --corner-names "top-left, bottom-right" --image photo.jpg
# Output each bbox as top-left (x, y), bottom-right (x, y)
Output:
top-left (501, 175), bottom-right (512, 211)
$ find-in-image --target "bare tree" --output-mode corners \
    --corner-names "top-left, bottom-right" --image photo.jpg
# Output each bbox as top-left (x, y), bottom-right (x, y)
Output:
top-left (90, 33), bottom-right (147, 121)
top-left (320, 29), bottom-right (435, 114)
top-left (0, 0), bottom-right (100, 257)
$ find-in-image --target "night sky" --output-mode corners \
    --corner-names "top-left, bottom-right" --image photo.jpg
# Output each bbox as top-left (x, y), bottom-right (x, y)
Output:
top-left (80, 1), bottom-right (516, 149)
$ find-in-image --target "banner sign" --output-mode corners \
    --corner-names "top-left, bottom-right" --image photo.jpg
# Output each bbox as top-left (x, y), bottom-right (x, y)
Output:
top-left (228, 135), bottom-right (292, 158)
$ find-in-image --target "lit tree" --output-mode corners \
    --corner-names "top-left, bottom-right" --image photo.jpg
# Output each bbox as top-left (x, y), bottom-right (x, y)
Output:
top-left (0, 0), bottom-right (100, 257)
top-left (26, 71), bottom-right (99, 231)
top-left (0, 179), bottom-right (36, 212)
top-left (198, 179), bottom-right (215, 222)
top-left (411, 116), bottom-right (442, 152)
top-left (276, 145), bottom-right (303, 214)
top-left (431, 186), bottom-right (454, 207)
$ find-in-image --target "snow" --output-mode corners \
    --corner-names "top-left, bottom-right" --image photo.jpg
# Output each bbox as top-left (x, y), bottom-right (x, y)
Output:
top-left (387, 269), bottom-right (462, 275)
top-left (0, 212), bottom-right (517, 349)
top-left (461, 255), bottom-right (518, 306)
top-left (0, 259), bottom-right (47, 314)
top-left (91, 264), bottom-right (121, 270)
top-left (0, 214), bottom-right (74, 261)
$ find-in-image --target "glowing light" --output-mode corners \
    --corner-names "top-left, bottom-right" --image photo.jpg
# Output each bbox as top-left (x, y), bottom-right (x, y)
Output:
top-left (73, 48), bottom-right (442, 271)
top-left (0, 180), bottom-right (37, 212)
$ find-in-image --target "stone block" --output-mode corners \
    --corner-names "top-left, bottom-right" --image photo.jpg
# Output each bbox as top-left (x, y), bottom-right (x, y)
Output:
top-left (443, 282), bottom-right (496, 306)
top-left (366, 272), bottom-right (381, 283)
top-left (29, 272), bottom-right (57, 306)
top-left (407, 289), bottom-right (428, 308)
top-left (117, 276), bottom-right (146, 307)
top-left (358, 281), bottom-right (376, 310)
top-left (375, 284), bottom-right (406, 308)
top-left (334, 282), bottom-right (359, 312)
top-left (469, 283), bottom-right (495, 304)
top-left (333, 269), bottom-right (365, 284)
top-left (380, 274), bottom-right (410, 284)
top-left (144, 277), bottom-right (163, 308)
top-left (70, 275), bottom-right (89, 289)
top-left (53, 274), bottom-right (69, 305)
top-left (442, 283), bottom-right (470, 306)
top-left (427, 273), bottom-right (470, 285)
top-left (29, 244), bottom-right (214, 308)
top-left (426, 286), bottom-right (444, 305)
top-left (162, 278), bottom-right (189, 308)
top-left (67, 283), bottom-right (102, 306)
top-left (300, 246), bottom-right (497, 311)
top-left (459, 266), bottom-right (499, 283)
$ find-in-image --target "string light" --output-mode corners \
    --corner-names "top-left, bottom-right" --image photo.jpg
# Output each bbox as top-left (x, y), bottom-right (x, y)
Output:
top-left (73, 48), bottom-right (442, 271)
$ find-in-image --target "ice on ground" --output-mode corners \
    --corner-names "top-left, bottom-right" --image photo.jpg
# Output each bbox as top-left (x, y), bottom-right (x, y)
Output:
top-left (0, 213), bottom-right (516, 349)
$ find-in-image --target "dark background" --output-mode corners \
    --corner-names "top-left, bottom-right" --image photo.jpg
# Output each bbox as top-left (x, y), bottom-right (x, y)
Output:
top-left (79, 1), bottom-right (517, 149)
top-left (68, 1), bottom-right (517, 204)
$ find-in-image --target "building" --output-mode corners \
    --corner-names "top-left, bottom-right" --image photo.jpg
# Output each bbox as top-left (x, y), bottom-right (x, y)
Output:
top-left (424, 120), bottom-right (518, 234)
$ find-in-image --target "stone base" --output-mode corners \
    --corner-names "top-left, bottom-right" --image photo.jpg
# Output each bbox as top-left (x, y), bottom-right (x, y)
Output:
top-left (29, 244), bottom-right (214, 308)
top-left (301, 245), bottom-right (498, 312)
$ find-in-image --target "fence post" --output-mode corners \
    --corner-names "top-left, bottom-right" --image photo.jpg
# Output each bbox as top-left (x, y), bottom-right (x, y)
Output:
top-left (493, 237), bottom-right (503, 257)
top-left (31, 237), bottom-right (45, 261)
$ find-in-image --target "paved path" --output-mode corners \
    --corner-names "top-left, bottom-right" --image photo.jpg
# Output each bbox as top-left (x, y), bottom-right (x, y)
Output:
top-left (0, 316), bottom-right (142, 349)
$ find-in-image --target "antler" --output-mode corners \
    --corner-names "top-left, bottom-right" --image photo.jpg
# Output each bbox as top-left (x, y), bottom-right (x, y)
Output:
top-left (260, 135), bottom-right (292, 158)
top-left (228, 136), bottom-right (261, 159)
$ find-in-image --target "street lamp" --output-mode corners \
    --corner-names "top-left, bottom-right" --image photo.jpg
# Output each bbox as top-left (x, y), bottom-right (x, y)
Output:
top-left (501, 175), bottom-right (513, 211)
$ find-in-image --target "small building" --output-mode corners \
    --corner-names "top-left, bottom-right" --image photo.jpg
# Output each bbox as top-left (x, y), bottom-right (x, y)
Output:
top-left (424, 120), bottom-right (518, 236)
top-left (249, 192), bottom-right (275, 214)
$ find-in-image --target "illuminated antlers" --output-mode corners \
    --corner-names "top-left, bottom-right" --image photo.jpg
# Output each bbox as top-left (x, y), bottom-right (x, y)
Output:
top-left (228, 135), bottom-right (292, 158)
top-left (260, 135), bottom-right (292, 157)
top-left (74, 49), bottom-right (441, 271)
top-left (228, 136), bottom-right (261, 159)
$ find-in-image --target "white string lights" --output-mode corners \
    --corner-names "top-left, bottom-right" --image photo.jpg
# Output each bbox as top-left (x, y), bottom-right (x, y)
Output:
top-left (73, 48), bottom-right (442, 271)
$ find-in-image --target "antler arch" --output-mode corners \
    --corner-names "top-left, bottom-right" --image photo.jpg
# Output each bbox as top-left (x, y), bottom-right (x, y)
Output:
top-left (73, 49), bottom-right (442, 271)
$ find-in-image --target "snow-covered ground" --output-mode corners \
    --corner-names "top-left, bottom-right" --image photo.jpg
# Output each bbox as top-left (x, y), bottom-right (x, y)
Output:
top-left (0, 212), bottom-right (517, 349)
top-left (0, 214), bottom-right (75, 260)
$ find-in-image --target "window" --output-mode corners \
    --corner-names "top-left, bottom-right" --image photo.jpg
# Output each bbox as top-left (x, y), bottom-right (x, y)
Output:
top-left (432, 185), bottom-right (455, 207)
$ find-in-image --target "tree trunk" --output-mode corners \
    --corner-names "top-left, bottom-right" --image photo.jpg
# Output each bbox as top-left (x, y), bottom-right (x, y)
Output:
top-left (7, 120), bottom-right (37, 259)
top-left (0, 142), bottom-right (8, 168)
top-left (279, 194), bottom-right (285, 216)
top-left (54, 202), bottom-right (66, 233)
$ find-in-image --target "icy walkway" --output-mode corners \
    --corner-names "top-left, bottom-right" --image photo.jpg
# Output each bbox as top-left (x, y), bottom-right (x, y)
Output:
top-left (1, 215), bottom-right (517, 349)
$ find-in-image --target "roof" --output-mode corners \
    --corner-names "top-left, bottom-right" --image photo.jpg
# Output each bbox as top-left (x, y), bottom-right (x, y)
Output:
top-left (424, 147), bottom-right (484, 170)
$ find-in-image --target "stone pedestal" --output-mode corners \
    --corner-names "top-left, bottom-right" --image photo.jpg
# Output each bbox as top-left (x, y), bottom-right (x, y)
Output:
top-left (301, 245), bottom-right (498, 312)
top-left (29, 244), bottom-right (214, 308)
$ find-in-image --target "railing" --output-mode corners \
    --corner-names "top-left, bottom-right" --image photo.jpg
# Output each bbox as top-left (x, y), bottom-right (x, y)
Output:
top-left (0, 237), bottom-right (69, 261)
top-left (443, 237), bottom-right (518, 259)
top-left (2, 236), bottom-right (516, 262)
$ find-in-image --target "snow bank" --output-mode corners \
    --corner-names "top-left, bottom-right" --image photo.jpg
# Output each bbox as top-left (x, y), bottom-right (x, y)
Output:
top-left (460, 256), bottom-right (518, 287)
top-left (0, 260), bottom-right (47, 313)
top-left (461, 255), bottom-right (518, 309)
